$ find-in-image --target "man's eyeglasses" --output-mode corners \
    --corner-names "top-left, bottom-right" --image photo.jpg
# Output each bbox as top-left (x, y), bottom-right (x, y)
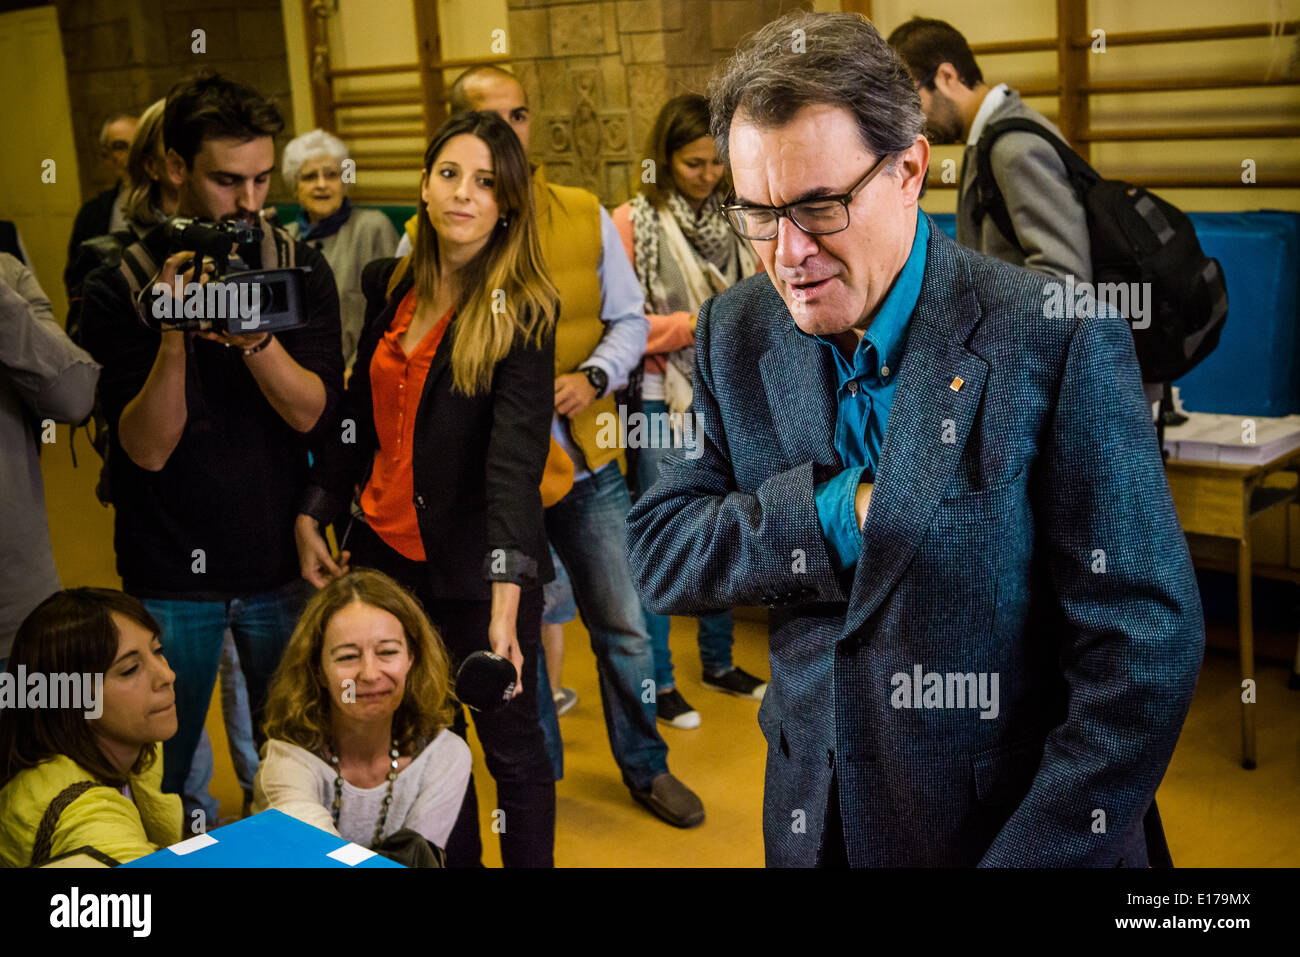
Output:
top-left (720, 152), bottom-right (894, 241)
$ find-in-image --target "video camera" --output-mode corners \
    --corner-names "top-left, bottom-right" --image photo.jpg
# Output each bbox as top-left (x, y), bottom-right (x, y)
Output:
top-left (137, 216), bottom-right (311, 335)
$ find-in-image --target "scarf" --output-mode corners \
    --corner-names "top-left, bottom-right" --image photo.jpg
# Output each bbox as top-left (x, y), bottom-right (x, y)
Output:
top-left (297, 196), bottom-right (352, 242)
top-left (628, 190), bottom-right (735, 311)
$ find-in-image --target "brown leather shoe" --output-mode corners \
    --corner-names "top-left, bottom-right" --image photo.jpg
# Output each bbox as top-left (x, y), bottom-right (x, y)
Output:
top-left (629, 772), bottom-right (705, 828)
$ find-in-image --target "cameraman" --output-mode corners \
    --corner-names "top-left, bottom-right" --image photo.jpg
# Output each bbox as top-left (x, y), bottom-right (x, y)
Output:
top-left (80, 73), bottom-right (344, 818)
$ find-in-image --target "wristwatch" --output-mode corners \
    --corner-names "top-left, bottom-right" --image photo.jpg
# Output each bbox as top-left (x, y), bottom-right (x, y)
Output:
top-left (579, 365), bottom-right (608, 398)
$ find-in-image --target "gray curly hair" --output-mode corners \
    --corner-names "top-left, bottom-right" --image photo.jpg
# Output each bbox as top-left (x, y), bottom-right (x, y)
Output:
top-left (282, 128), bottom-right (349, 189)
top-left (707, 11), bottom-right (924, 171)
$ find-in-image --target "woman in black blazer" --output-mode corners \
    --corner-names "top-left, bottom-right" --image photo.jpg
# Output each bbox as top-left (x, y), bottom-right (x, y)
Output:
top-left (293, 111), bottom-right (559, 868)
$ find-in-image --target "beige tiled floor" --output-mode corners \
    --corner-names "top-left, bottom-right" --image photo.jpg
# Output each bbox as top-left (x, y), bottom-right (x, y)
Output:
top-left (39, 421), bottom-right (1300, 866)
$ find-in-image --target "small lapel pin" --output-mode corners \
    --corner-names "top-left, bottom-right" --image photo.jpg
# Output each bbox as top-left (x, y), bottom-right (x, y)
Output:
top-left (950, 376), bottom-right (964, 392)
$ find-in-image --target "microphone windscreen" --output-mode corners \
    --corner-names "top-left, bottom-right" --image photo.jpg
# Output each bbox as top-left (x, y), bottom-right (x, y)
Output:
top-left (455, 651), bottom-right (517, 712)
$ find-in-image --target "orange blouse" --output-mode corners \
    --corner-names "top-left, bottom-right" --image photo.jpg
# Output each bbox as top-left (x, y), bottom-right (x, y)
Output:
top-left (360, 288), bottom-right (454, 561)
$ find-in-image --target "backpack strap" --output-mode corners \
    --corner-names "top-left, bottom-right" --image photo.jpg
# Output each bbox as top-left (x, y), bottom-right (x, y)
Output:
top-left (972, 117), bottom-right (1098, 253)
top-left (31, 780), bottom-right (119, 868)
top-left (117, 240), bottom-right (158, 294)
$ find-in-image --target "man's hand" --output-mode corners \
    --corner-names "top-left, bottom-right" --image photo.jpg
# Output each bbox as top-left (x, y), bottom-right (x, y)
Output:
top-left (295, 513), bottom-right (349, 587)
top-left (195, 329), bottom-right (269, 351)
top-left (854, 480), bottom-right (874, 530)
top-left (157, 249), bottom-right (216, 294)
top-left (153, 250), bottom-right (215, 331)
top-left (554, 372), bottom-right (598, 418)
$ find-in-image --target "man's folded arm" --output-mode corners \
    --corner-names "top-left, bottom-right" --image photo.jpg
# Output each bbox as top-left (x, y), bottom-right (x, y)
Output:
top-left (979, 308), bottom-right (1204, 866)
top-left (626, 297), bottom-right (846, 616)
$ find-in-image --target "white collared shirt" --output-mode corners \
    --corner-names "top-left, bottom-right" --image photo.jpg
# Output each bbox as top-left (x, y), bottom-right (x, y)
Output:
top-left (967, 83), bottom-right (1010, 146)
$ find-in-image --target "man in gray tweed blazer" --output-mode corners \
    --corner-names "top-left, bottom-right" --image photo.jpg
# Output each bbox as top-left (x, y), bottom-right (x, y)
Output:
top-left (888, 16), bottom-right (1092, 284)
top-left (626, 11), bottom-right (1204, 867)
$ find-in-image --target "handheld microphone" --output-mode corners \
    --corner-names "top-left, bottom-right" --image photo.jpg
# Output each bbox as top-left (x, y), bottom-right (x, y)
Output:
top-left (455, 651), bottom-right (517, 712)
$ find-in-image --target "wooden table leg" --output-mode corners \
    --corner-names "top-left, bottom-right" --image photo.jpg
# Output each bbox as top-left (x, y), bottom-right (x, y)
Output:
top-left (1237, 535), bottom-right (1257, 769)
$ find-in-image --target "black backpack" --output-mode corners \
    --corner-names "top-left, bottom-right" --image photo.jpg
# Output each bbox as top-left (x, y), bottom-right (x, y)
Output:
top-left (65, 230), bottom-right (136, 506)
top-left (972, 118), bottom-right (1228, 384)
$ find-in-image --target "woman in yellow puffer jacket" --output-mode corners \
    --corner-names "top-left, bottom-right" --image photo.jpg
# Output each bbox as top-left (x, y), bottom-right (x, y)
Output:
top-left (0, 589), bottom-right (182, 867)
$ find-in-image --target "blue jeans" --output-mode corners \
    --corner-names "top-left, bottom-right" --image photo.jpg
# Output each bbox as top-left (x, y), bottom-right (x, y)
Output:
top-left (142, 580), bottom-right (308, 820)
top-left (545, 461), bottom-right (668, 791)
top-left (537, 543), bottom-right (570, 781)
top-left (183, 632), bottom-right (260, 824)
top-left (541, 544), bottom-right (576, 625)
top-left (633, 399), bottom-right (735, 690)
top-left (537, 642), bottom-right (563, 781)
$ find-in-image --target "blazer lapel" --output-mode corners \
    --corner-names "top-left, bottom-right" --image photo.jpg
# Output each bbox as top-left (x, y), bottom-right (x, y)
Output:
top-left (841, 228), bottom-right (989, 639)
top-left (418, 310), bottom-right (457, 407)
top-left (758, 317), bottom-right (842, 470)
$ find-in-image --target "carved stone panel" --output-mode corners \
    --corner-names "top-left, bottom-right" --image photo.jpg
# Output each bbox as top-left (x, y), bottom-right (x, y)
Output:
top-left (508, 0), bottom-right (811, 207)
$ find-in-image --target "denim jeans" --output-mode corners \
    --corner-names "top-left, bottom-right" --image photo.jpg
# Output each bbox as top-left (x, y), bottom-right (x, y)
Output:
top-left (536, 642), bottom-right (563, 782)
top-left (141, 580), bottom-right (307, 821)
top-left (183, 631), bottom-right (260, 825)
top-left (633, 398), bottom-right (735, 689)
top-left (537, 542), bottom-right (569, 781)
top-left (545, 461), bottom-right (668, 791)
top-left (541, 544), bottom-right (576, 625)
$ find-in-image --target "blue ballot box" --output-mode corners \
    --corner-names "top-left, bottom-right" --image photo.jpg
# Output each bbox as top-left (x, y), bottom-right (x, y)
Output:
top-left (928, 210), bottom-right (1300, 417)
top-left (120, 809), bottom-right (404, 868)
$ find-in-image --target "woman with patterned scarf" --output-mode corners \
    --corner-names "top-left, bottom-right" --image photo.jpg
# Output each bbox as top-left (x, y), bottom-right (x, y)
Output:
top-left (612, 94), bottom-right (766, 731)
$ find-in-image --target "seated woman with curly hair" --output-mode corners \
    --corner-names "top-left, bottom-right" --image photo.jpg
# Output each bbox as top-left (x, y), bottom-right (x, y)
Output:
top-left (253, 569), bottom-right (470, 853)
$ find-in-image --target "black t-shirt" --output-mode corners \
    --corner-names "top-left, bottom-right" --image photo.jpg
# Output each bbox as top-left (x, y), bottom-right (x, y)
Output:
top-left (80, 223), bottom-right (344, 599)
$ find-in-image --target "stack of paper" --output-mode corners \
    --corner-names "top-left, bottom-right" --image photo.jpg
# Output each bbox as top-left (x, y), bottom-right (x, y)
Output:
top-left (1163, 412), bottom-right (1300, 465)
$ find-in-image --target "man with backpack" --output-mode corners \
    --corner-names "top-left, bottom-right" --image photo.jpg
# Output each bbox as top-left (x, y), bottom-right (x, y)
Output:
top-left (888, 17), bottom-right (1091, 284)
top-left (889, 16), bottom-right (1227, 407)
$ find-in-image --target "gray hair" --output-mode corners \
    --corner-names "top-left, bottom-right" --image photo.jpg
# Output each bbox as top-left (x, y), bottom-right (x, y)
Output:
top-left (282, 129), bottom-right (349, 188)
top-left (98, 112), bottom-right (138, 148)
top-left (707, 11), bottom-right (924, 169)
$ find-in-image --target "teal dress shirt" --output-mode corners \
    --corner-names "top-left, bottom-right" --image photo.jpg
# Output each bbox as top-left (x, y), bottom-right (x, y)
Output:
top-left (809, 210), bottom-right (929, 572)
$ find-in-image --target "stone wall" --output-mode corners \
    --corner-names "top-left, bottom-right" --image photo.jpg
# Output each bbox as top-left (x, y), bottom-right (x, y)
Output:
top-left (56, 0), bottom-right (295, 205)
top-left (509, 0), bottom-right (811, 207)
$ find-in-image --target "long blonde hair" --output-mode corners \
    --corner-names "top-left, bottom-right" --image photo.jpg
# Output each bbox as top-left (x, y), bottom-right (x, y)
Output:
top-left (122, 99), bottom-right (168, 228)
top-left (413, 111), bottom-right (559, 395)
top-left (262, 570), bottom-right (455, 756)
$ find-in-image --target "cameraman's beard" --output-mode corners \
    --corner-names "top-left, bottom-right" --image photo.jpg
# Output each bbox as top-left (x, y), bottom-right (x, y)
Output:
top-left (924, 92), bottom-right (965, 146)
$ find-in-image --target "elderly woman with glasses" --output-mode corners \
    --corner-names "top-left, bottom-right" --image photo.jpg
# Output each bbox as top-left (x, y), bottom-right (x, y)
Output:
top-left (282, 130), bottom-right (399, 369)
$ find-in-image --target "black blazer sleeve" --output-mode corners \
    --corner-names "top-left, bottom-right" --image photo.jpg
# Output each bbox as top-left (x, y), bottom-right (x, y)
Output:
top-left (481, 324), bottom-right (555, 586)
top-left (298, 257), bottom-right (395, 525)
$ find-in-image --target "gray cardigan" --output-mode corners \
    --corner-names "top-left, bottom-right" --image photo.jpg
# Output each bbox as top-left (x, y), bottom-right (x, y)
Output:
top-left (0, 254), bottom-right (100, 657)
top-left (287, 206), bottom-right (399, 367)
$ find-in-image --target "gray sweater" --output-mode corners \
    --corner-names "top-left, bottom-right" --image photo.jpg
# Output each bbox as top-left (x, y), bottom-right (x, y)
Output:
top-left (0, 254), bottom-right (100, 657)
top-left (287, 207), bottom-right (399, 368)
top-left (956, 88), bottom-right (1092, 284)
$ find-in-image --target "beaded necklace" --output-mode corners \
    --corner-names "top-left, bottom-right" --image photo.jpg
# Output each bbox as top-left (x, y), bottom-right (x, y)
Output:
top-left (327, 738), bottom-right (400, 848)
